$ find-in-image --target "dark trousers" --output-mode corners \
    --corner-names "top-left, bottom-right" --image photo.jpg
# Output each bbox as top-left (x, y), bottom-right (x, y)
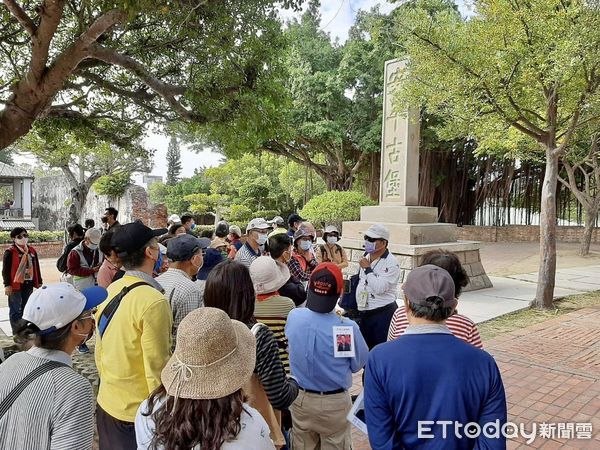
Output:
top-left (96, 404), bottom-right (136, 450)
top-left (8, 282), bottom-right (34, 331)
top-left (358, 302), bottom-right (398, 349)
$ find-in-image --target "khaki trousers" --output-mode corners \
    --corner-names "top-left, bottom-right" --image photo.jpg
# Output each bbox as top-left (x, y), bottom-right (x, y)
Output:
top-left (291, 389), bottom-right (352, 450)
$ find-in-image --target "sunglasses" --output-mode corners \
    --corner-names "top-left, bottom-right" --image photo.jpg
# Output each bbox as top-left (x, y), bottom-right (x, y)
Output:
top-left (364, 236), bottom-right (381, 243)
top-left (16, 234), bottom-right (28, 239)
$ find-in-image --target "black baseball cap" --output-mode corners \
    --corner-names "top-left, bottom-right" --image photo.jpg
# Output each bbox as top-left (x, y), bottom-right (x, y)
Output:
top-left (167, 234), bottom-right (210, 261)
top-left (111, 222), bottom-right (167, 256)
top-left (288, 213), bottom-right (305, 225)
top-left (306, 263), bottom-right (344, 313)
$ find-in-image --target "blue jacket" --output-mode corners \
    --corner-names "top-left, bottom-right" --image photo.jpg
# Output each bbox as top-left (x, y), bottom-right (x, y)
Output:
top-left (365, 333), bottom-right (507, 450)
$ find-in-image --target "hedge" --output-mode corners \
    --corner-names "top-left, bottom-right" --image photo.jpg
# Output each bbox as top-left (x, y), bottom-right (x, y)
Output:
top-left (300, 191), bottom-right (377, 230)
top-left (0, 230), bottom-right (64, 244)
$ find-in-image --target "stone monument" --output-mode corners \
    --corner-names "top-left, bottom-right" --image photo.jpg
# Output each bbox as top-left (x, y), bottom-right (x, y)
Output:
top-left (340, 59), bottom-right (492, 291)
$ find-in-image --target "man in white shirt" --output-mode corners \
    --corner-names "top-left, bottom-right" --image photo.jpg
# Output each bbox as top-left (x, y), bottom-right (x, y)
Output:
top-left (356, 224), bottom-right (400, 349)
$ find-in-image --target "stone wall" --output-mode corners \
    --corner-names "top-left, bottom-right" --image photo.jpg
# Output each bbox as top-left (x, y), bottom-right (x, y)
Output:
top-left (33, 176), bottom-right (168, 230)
top-left (457, 225), bottom-right (600, 243)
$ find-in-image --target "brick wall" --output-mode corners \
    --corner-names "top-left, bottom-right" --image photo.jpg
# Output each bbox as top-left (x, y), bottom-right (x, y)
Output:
top-left (0, 242), bottom-right (64, 259)
top-left (457, 225), bottom-right (600, 243)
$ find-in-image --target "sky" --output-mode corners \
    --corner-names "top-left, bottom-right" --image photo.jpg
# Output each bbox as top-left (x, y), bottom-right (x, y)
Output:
top-left (17, 0), bottom-right (472, 183)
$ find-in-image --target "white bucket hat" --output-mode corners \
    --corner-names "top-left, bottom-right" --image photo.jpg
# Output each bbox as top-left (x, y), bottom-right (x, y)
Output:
top-left (249, 256), bottom-right (290, 295)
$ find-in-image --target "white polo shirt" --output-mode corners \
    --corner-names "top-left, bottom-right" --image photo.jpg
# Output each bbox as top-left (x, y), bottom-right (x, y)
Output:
top-left (356, 250), bottom-right (400, 311)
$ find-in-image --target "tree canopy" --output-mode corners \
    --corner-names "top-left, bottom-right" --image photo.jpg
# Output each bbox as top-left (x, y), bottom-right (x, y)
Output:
top-left (0, 0), bottom-right (301, 150)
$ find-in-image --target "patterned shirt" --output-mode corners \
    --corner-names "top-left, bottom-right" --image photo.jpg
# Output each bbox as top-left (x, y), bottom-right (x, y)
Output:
top-left (388, 306), bottom-right (483, 348)
top-left (287, 251), bottom-right (318, 282)
top-left (254, 294), bottom-right (295, 374)
top-left (235, 242), bottom-right (263, 268)
top-left (156, 268), bottom-right (204, 345)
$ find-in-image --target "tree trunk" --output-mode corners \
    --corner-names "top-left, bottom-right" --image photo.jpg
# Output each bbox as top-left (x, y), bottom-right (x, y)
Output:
top-left (533, 151), bottom-right (559, 309)
top-left (67, 185), bottom-right (89, 225)
top-left (580, 206), bottom-right (598, 256)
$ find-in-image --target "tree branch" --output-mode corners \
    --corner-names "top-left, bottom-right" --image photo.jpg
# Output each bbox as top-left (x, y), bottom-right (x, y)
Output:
top-left (88, 45), bottom-right (203, 122)
top-left (2, 0), bottom-right (37, 36)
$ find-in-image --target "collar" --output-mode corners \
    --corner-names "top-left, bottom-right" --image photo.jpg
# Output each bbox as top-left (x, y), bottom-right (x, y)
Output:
top-left (257, 291), bottom-right (279, 301)
top-left (404, 324), bottom-right (452, 335)
top-left (165, 267), bottom-right (192, 280)
top-left (244, 242), bottom-right (261, 257)
top-left (27, 346), bottom-right (72, 367)
top-left (124, 270), bottom-right (165, 293)
top-left (380, 249), bottom-right (390, 259)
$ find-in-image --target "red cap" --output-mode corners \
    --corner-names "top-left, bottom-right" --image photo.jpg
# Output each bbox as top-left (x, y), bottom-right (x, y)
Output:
top-left (306, 262), bottom-right (344, 313)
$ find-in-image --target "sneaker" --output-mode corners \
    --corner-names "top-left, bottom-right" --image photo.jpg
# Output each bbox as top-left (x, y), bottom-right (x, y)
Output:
top-left (78, 344), bottom-right (90, 354)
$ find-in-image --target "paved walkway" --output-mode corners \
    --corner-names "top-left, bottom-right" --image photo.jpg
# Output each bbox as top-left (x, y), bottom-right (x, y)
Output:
top-left (350, 306), bottom-right (600, 449)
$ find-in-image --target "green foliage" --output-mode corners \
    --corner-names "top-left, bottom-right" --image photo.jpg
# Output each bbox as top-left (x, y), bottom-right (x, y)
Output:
top-left (93, 172), bottom-right (132, 197)
top-left (0, 231), bottom-right (63, 244)
top-left (147, 170), bottom-right (212, 214)
top-left (300, 190), bottom-right (376, 229)
top-left (187, 6), bottom-right (396, 190)
top-left (166, 137), bottom-right (182, 186)
top-left (393, 0), bottom-right (600, 154)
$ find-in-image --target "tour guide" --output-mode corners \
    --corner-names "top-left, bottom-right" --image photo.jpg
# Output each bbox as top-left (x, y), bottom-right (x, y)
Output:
top-left (356, 223), bottom-right (400, 349)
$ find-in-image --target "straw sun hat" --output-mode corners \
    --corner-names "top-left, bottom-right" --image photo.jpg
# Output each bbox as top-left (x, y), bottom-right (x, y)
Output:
top-left (161, 308), bottom-right (256, 402)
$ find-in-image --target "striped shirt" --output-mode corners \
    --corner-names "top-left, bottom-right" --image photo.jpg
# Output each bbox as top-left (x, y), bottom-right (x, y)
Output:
top-left (254, 294), bottom-right (295, 374)
top-left (387, 306), bottom-right (483, 348)
top-left (253, 323), bottom-right (299, 410)
top-left (0, 347), bottom-right (95, 450)
top-left (235, 242), bottom-right (262, 268)
top-left (157, 268), bottom-right (204, 345)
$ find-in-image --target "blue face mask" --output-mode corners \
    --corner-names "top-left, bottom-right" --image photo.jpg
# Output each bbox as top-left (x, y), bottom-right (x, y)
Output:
top-left (191, 223), bottom-right (196, 230)
top-left (364, 240), bottom-right (377, 254)
top-left (153, 250), bottom-right (163, 273)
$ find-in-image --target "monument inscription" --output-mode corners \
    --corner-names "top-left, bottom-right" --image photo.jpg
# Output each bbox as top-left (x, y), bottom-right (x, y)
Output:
top-left (380, 59), bottom-right (420, 206)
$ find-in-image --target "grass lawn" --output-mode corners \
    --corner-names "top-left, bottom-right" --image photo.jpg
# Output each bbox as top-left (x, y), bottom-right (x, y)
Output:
top-left (478, 290), bottom-right (600, 341)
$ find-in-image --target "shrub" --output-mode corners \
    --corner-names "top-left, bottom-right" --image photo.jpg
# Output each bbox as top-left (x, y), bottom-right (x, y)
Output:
top-left (300, 191), bottom-right (377, 231)
top-left (0, 230), bottom-right (64, 244)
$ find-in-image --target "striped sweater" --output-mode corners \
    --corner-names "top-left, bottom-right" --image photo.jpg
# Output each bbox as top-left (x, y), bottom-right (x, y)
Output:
top-left (254, 294), bottom-right (295, 374)
top-left (388, 306), bottom-right (483, 348)
top-left (0, 347), bottom-right (95, 450)
top-left (253, 323), bottom-right (299, 410)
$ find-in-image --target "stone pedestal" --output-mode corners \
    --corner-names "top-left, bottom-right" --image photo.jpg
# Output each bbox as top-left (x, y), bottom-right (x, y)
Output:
top-left (341, 205), bottom-right (492, 292)
top-left (340, 58), bottom-right (492, 292)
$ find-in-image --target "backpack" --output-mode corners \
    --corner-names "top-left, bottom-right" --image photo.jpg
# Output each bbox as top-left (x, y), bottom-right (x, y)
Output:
top-left (56, 241), bottom-right (78, 273)
top-left (319, 243), bottom-right (343, 262)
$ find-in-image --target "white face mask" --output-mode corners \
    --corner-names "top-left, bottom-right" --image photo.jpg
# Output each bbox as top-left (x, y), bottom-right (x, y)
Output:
top-left (256, 234), bottom-right (268, 246)
top-left (15, 237), bottom-right (28, 246)
top-left (299, 240), bottom-right (312, 251)
top-left (88, 243), bottom-right (98, 251)
top-left (326, 236), bottom-right (338, 244)
top-left (75, 317), bottom-right (95, 345)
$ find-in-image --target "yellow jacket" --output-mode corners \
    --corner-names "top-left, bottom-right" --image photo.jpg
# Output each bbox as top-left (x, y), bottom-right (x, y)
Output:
top-left (94, 274), bottom-right (172, 422)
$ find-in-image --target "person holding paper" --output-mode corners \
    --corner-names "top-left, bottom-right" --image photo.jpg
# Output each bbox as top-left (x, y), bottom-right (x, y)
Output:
top-left (286, 263), bottom-right (369, 449)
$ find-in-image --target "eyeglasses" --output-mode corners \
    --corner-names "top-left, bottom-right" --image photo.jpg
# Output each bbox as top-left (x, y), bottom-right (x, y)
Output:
top-left (16, 234), bottom-right (28, 239)
top-left (78, 307), bottom-right (97, 321)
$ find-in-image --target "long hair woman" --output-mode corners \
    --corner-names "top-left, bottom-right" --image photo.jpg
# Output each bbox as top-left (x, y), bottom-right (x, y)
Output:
top-left (203, 260), bottom-right (299, 447)
top-left (387, 249), bottom-right (483, 347)
top-left (135, 307), bottom-right (274, 450)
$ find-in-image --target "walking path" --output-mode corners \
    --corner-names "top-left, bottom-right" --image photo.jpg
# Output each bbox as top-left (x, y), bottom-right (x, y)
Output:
top-left (350, 305), bottom-right (600, 449)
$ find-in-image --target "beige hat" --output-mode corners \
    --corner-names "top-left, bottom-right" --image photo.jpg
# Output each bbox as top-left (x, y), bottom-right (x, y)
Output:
top-left (209, 237), bottom-right (227, 249)
top-left (161, 308), bottom-right (256, 401)
top-left (249, 256), bottom-right (290, 295)
top-left (84, 228), bottom-right (102, 245)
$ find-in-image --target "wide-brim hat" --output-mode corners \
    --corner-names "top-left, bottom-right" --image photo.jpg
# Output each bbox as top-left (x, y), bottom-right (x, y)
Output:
top-left (161, 308), bottom-right (256, 400)
top-left (250, 256), bottom-right (290, 294)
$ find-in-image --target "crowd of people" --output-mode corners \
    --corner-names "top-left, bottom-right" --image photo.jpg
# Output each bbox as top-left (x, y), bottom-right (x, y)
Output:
top-left (0, 208), bottom-right (507, 450)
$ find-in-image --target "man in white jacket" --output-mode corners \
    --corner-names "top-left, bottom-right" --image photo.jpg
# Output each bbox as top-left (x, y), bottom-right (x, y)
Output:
top-left (356, 224), bottom-right (400, 349)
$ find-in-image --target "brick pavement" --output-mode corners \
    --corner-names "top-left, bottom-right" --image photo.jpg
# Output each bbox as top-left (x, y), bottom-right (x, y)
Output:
top-left (349, 306), bottom-right (600, 449)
